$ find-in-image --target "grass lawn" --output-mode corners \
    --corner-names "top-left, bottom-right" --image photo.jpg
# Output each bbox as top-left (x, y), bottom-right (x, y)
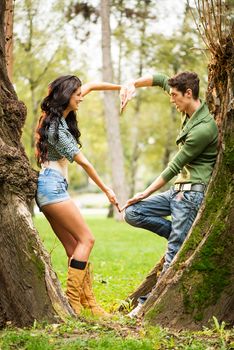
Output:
top-left (1, 214), bottom-right (233, 349)
top-left (34, 214), bottom-right (167, 311)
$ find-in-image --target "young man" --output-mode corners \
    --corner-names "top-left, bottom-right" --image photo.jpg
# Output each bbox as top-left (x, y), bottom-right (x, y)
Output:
top-left (120, 71), bottom-right (218, 317)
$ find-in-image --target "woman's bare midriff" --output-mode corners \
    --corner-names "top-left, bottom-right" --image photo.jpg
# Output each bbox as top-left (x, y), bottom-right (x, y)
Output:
top-left (42, 158), bottom-right (69, 180)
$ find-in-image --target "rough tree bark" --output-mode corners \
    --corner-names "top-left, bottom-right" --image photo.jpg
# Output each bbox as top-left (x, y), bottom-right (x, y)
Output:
top-left (123, 1), bottom-right (234, 330)
top-left (0, 0), bottom-right (74, 328)
top-left (100, 0), bottom-right (129, 216)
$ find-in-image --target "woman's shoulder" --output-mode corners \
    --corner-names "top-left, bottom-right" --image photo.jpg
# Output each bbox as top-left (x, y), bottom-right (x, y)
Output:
top-left (48, 119), bottom-right (72, 144)
top-left (59, 117), bottom-right (69, 130)
top-left (48, 118), bottom-right (68, 132)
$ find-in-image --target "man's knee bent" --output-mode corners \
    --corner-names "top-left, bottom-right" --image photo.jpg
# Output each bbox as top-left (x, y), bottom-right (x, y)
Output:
top-left (124, 205), bottom-right (140, 227)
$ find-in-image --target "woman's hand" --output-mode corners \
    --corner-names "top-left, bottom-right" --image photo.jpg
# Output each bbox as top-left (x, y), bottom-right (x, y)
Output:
top-left (119, 82), bottom-right (136, 113)
top-left (104, 187), bottom-right (121, 212)
top-left (120, 191), bottom-right (146, 211)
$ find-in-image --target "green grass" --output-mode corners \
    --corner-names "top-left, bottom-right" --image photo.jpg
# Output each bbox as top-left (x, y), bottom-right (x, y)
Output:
top-left (1, 215), bottom-right (233, 349)
top-left (1, 318), bottom-right (233, 350)
top-left (34, 214), bottom-right (167, 310)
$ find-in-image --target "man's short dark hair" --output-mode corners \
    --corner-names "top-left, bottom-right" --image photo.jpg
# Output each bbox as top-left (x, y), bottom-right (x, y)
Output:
top-left (168, 71), bottom-right (200, 99)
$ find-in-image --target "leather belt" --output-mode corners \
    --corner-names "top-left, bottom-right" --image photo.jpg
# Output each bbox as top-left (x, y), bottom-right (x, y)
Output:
top-left (173, 183), bottom-right (206, 192)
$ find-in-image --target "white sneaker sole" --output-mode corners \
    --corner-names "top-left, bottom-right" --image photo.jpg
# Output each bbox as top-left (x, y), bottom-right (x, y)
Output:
top-left (127, 303), bottom-right (143, 318)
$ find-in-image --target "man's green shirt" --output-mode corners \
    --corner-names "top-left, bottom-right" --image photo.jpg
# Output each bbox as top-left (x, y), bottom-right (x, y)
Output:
top-left (152, 73), bottom-right (218, 185)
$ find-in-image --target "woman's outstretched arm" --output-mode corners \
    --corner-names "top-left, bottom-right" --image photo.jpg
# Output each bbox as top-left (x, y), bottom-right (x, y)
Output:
top-left (81, 82), bottom-right (121, 97)
top-left (73, 151), bottom-right (120, 212)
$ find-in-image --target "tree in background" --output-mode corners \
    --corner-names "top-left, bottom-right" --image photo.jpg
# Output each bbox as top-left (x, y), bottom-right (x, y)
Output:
top-left (62, 0), bottom-right (129, 215)
top-left (112, 0), bottom-right (157, 196)
top-left (100, 0), bottom-right (129, 216)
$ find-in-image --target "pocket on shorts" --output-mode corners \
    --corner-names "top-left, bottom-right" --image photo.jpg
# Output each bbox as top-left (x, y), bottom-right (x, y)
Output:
top-left (56, 180), bottom-right (67, 194)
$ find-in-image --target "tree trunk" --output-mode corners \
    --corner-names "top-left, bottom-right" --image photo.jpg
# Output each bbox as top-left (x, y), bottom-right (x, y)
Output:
top-left (118, 257), bottom-right (165, 312)
top-left (143, 84), bottom-right (234, 330)
top-left (4, 0), bottom-right (14, 81)
top-left (100, 0), bottom-right (129, 217)
top-left (0, 0), bottom-right (74, 328)
top-left (123, 7), bottom-right (234, 330)
top-left (128, 2), bottom-right (146, 197)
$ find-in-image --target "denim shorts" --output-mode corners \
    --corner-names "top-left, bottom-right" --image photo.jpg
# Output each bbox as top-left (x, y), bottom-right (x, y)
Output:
top-left (36, 168), bottom-right (70, 209)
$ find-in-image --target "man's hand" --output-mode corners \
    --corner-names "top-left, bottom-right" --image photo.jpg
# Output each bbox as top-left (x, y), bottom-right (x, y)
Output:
top-left (119, 81), bottom-right (136, 114)
top-left (120, 191), bottom-right (146, 211)
top-left (120, 176), bottom-right (166, 212)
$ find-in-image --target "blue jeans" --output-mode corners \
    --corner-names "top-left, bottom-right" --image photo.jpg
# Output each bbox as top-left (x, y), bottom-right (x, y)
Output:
top-left (36, 168), bottom-right (70, 209)
top-left (125, 187), bottom-right (204, 272)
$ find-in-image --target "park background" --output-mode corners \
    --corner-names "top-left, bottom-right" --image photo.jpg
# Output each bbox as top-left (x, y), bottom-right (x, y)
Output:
top-left (0, 0), bottom-right (233, 349)
top-left (14, 0), bottom-right (208, 317)
top-left (14, 0), bottom-right (208, 199)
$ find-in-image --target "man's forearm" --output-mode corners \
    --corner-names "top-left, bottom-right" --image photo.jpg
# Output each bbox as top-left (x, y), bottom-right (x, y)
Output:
top-left (143, 175), bottom-right (167, 197)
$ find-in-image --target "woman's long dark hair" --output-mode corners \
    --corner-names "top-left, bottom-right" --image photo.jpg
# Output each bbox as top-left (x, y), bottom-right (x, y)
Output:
top-left (36, 75), bottom-right (82, 165)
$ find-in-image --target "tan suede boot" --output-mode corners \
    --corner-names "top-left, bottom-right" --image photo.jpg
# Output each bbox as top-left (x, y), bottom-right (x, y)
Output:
top-left (80, 263), bottom-right (110, 317)
top-left (66, 266), bottom-right (87, 315)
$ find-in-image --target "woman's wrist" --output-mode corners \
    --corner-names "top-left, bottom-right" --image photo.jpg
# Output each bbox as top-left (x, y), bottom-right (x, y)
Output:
top-left (103, 185), bottom-right (110, 193)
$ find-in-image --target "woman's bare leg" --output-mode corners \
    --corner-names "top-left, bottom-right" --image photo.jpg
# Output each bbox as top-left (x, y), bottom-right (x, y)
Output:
top-left (41, 199), bottom-right (108, 316)
top-left (42, 199), bottom-right (95, 261)
top-left (43, 211), bottom-right (77, 259)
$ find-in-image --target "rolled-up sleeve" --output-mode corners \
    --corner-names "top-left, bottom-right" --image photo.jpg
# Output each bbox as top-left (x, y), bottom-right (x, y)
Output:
top-left (47, 125), bottom-right (80, 163)
top-left (152, 73), bottom-right (170, 93)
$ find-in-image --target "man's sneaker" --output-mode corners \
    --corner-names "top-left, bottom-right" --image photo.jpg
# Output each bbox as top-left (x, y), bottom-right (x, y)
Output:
top-left (127, 302), bottom-right (143, 318)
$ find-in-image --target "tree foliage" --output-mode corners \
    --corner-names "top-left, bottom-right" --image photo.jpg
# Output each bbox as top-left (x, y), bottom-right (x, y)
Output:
top-left (12, 0), bottom-right (217, 203)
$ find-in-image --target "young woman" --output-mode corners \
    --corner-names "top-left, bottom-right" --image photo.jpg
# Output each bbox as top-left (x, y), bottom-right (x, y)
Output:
top-left (35, 75), bottom-right (121, 317)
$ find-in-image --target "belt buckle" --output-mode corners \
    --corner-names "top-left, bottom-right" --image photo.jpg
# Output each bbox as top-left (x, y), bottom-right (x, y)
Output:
top-left (183, 183), bottom-right (192, 191)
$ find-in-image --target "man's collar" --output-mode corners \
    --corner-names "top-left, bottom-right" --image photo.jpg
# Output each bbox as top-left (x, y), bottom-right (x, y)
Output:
top-left (176, 100), bottom-right (210, 144)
